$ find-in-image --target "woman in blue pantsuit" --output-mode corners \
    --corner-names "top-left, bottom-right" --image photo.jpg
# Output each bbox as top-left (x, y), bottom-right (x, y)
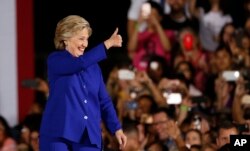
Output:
top-left (39, 15), bottom-right (127, 151)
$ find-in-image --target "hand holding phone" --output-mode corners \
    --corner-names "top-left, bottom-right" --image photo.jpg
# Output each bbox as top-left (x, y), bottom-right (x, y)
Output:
top-left (222, 70), bottom-right (240, 81)
top-left (118, 69), bottom-right (135, 80)
top-left (193, 115), bottom-right (201, 130)
top-left (166, 93), bottom-right (182, 105)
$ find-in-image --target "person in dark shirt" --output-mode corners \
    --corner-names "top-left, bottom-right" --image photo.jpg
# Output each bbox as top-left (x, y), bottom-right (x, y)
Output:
top-left (161, 0), bottom-right (199, 33)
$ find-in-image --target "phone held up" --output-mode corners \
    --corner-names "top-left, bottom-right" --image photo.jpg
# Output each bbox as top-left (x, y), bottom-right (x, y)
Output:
top-left (222, 70), bottom-right (240, 81)
top-left (164, 92), bottom-right (182, 105)
top-left (141, 2), bottom-right (151, 19)
top-left (118, 69), bottom-right (135, 80)
top-left (126, 101), bottom-right (138, 110)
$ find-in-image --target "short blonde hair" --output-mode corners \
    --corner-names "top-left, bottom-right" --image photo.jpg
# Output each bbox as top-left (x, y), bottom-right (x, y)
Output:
top-left (54, 15), bottom-right (92, 49)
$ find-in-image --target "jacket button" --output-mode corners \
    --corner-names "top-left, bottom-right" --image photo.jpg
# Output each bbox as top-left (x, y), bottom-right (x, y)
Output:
top-left (84, 116), bottom-right (88, 119)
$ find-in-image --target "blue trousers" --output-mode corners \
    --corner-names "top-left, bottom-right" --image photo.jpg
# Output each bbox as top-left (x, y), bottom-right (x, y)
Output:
top-left (39, 130), bottom-right (102, 151)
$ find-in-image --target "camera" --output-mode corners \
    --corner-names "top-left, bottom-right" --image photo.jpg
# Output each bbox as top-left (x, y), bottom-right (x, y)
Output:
top-left (118, 69), bottom-right (135, 80)
top-left (241, 68), bottom-right (250, 90)
top-left (222, 70), bottom-right (240, 81)
top-left (141, 2), bottom-right (151, 19)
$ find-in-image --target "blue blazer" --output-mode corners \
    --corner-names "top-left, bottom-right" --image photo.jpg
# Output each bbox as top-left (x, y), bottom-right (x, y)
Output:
top-left (39, 43), bottom-right (121, 148)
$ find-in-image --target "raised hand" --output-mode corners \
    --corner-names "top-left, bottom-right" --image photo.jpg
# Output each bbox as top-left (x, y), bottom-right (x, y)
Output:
top-left (104, 28), bottom-right (123, 49)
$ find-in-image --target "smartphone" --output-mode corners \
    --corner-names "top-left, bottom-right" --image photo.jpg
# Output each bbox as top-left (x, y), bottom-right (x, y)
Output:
top-left (150, 61), bottom-right (159, 70)
top-left (141, 2), bottom-right (151, 19)
top-left (21, 79), bottom-right (39, 88)
top-left (166, 93), bottom-right (182, 105)
top-left (126, 101), bottom-right (138, 110)
top-left (118, 69), bottom-right (135, 80)
top-left (222, 70), bottom-right (240, 81)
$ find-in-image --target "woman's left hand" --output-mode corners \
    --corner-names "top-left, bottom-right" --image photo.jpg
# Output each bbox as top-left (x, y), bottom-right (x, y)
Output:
top-left (115, 129), bottom-right (127, 150)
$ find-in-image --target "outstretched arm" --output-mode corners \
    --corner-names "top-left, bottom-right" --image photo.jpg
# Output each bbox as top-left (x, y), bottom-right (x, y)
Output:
top-left (48, 28), bottom-right (123, 76)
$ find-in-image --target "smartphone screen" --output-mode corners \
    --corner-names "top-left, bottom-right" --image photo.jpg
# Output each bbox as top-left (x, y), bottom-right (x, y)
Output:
top-left (126, 101), bottom-right (138, 110)
top-left (141, 2), bottom-right (151, 19)
top-left (167, 93), bottom-right (182, 105)
top-left (118, 69), bottom-right (135, 80)
top-left (222, 70), bottom-right (240, 81)
top-left (150, 61), bottom-right (159, 70)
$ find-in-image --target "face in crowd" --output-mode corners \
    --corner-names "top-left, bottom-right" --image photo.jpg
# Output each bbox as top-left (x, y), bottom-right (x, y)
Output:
top-left (216, 126), bottom-right (238, 148)
top-left (152, 111), bottom-right (170, 141)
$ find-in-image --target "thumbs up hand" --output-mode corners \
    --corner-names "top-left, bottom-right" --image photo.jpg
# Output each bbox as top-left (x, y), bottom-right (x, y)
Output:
top-left (104, 27), bottom-right (123, 49)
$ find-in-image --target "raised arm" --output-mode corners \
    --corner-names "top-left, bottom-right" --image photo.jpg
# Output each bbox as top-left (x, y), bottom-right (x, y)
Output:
top-left (48, 28), bottom-right (123, 76)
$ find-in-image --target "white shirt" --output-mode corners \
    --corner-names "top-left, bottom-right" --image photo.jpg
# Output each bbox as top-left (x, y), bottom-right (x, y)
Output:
top-left (199, 9), bottom-right (233, 52)
top-left (127, 0), bottom-right (171, 21)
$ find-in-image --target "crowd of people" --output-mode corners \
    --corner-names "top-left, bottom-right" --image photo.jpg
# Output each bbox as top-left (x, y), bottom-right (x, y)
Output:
top-left (2, 0), bottom-right (250, 150)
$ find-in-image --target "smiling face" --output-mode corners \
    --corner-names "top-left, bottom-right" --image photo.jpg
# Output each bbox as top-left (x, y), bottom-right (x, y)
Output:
top-left (54, 15), bottom-right (92, 51)
top-left (65, 28), bottom-right (89, 57)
